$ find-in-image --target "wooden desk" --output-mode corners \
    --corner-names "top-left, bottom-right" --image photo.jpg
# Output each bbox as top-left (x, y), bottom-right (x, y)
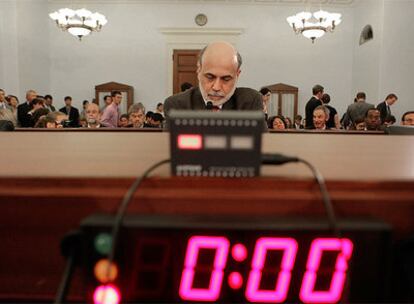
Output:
top-left (0, 131), bottom-right (413, 301)
top-left (1, 131), bottom-right (413, 180)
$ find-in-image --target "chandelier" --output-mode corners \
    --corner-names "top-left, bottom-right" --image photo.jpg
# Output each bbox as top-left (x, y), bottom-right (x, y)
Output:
top-left (49, 8), bottom-right (108, 40)
top-left (287, 10), bottom-right (341, 43)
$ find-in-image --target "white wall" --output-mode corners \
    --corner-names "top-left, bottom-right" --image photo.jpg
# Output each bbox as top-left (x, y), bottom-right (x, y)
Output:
top-left (46, 1), bottom-right (354, 116)
top-left (379, 0), bottom-right (414, 123)
top-left (16, 0), bottom-right (51, 96)
top-left (0, 0), bottom-right (412, 120)
top-left (352, 0), bottom-right (384, 104)
top-left (234, 4), bottom-right (354, 117)
top-left (0, 1), bottom-right (20, 95)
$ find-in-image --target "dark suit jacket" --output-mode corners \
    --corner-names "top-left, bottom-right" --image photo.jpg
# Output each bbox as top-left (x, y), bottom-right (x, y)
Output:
top-left (325, 105), bottom-right (338, 129)
top-left (46, 105), bottom-right (56, 112)
top-left (164, 87), bottom-right (263, 114)
top-left (305, 97), bottom-right (322, 129)
top-left (0, 120), bottom-right (15, 131)
top-left (376, 101), bottom-right (390, 123)
top-left (59, 106), bottom-right (80, 127)
top-left (17, 102), bottom-right (34, 127)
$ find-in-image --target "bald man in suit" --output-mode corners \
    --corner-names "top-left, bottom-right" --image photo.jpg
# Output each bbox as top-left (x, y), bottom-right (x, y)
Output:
top-left (164, 41), bottom-right (262, 114)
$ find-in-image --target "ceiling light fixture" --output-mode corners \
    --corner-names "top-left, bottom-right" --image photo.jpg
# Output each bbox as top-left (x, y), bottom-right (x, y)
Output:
top-left (49, 8), bottom-right (108, 40)
top-left (287, 10), bottom-right (341, 43)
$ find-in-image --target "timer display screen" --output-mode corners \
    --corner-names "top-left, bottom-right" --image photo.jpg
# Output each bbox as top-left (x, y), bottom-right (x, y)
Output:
top-left (81, 215), bottom-right (391, 303)
top-left (168, 111), bottom-right (263, 177)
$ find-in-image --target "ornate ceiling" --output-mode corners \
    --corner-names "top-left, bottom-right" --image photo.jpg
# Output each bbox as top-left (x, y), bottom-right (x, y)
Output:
top-left (49, 0), bottom-right (355, 6)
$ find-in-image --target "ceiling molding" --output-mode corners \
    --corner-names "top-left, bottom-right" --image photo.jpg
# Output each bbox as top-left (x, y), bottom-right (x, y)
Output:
top-left (48, 0), bottom-right (355, 7)
top-left (159, 28), bottom-right (244, 36)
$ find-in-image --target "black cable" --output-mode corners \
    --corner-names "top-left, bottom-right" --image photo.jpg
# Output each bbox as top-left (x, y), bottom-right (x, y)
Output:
top-left (54, 230), bottom-right (83, 304)
top-left (261, 153), bottom-right (340, 236)
top-left (106, 159), bottom-right (171, 279)
top-left (54, 252), bottom-right (76, 304)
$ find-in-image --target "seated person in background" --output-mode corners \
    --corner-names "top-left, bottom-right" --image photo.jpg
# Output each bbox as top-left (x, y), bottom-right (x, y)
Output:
top-left (145, 112), bottom-right (164, 128)
top-left (284, 117), bottom-right (293, 129)
top-left (180, 82), bottom-right (193, 92)
top-left (80, 100), bottom-right (89, 121)
top-left (144, 111), bottom-right (164, 128)
top-left (59, 96), bottom-right (80, 128)
top-left (260, 87), bottom-right (271, 120)
top-left (164, 41), bottom-right (262, 114)
top-left (401, 111), bottom-right (414, 126)
top-left (6, 94), bottom-right (19, 108)
top-left (144, 111), bottom-right (154, 127)
top-left (17, 89), bottom-right (37, 127)
top-left (155, 102), bottom-right (164, 116)
top-left (383, 115), bottom-right (396, 127)
top-left (85, 103), bottom-right (104, 128)
top-left (321, 93), bottom-right (340, 129)
top-left (0, 89), bottom-right (16, 127)
top-left (118, 114), bottom-right (129, 128)
top-left (127, 103), bottom-right (145, 128)
top-left (44, 94), bottom-right (55, 112)
top-left (32, 108), bottom-right (50, 127)
top-left (23, 97), bottom-right (45, 128)
top-left (6, 95), bottom-right (19, 116)
top-left (79, 117), bottom-right (87, 127)
top-left (2, 94), bottom-right (18, 127)
top-left (294, 114), bottom-right (303, 129)
top-left (268, 115), bottom-right (287, 130)
top-left (350, 117), bottom-right (366, 131)
top-left (46, 111), bottom-right (69, 128)
top-left (0, 89), bottom-right (10, 110)
top-left (34, 116), bottom-right (55, 128)
top-left (365, 108), bottom-right (383, 131)
top-left (0, 120), bottom-right (14, 131)
top-left (312, 105), bottom-right (330, 130)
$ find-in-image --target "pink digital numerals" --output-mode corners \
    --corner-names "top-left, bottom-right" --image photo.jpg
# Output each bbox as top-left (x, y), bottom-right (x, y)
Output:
top-left (178, 236), bottom-right (354, 303)
top-left (300, 238), bottom-right (354, 303)
top-left (179, 236), bottom-right (230, 301)
top-left (245, 237), bottom-right (298, 303)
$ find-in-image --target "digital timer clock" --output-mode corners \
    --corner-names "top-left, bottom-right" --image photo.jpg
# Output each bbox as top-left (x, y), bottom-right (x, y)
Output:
top-left (168, 111), bottom-right (263, 177)
top-left (81, 214), bottom-right (391, 303)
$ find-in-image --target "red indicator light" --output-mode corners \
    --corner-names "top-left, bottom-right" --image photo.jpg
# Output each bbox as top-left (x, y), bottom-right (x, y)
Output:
top-left (228, 272), bottom-right (243, 290)
top-left (177, 134), bottom-right (203, 150)
top-left (93, 284), bottom-right (121, 304)
top-left (232, 243), bottom-right (247, 262)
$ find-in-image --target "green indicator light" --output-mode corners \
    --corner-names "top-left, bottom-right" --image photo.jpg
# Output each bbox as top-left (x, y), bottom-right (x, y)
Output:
top-left (94, 233), bottom-right (112, 255)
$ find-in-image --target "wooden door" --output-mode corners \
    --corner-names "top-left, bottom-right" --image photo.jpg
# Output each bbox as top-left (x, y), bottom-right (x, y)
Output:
top-left (95, 81), bottom-right (134, 114)
top-left (173, 50), bottom-right (200, 94)
top-left (264, 83), bottom-right (299, 120)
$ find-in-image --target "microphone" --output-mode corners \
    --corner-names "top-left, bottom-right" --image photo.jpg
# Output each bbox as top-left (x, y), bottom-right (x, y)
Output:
top-left (206, 101), bottom-right (213, 110)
